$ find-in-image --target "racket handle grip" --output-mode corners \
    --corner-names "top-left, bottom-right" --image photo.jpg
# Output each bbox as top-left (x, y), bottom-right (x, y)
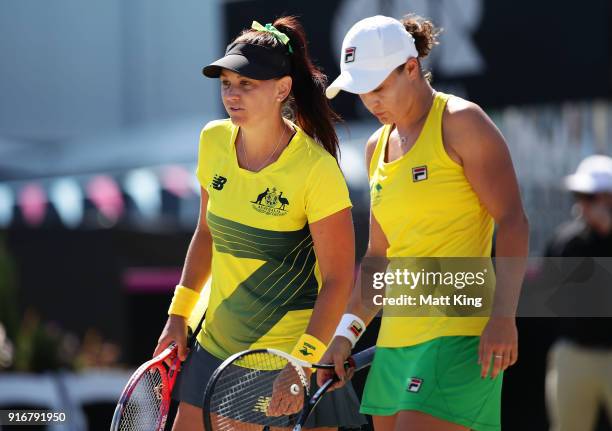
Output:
top-left (349, 346), bottom-right (376, 371)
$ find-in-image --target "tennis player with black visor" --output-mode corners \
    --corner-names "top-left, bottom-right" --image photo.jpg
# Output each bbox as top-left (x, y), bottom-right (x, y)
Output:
top-left (154, 16), bottom-right (366, 431)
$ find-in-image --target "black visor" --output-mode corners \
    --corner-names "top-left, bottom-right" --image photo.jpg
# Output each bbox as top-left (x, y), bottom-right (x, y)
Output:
top-left (202, 42), bottom-right (291, 80)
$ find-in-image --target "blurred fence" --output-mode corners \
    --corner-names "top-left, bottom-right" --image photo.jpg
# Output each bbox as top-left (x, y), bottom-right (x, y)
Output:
top-left (493, 101), bottom-right (612, 254)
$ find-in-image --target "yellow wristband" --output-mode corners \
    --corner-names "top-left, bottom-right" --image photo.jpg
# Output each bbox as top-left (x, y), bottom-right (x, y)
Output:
top-left (168, 285), bottom-right (200, 318)
top-left (291, 334), bottom-right (326, 363)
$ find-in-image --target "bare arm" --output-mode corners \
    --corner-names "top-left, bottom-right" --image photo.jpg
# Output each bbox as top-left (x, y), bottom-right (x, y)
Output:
top-left (346, 211), bottom-right (389, 325)
top-left (444, 100), bottom-right (529, 314)
top-left (318, 130), bottom-right (390, 385)
top-left (345, 128), bottom-right (390, 326)
top-left (444, 99), bottom-right (529, 378)
top-left (304, 208), bottom-right (355, 345)
top-left (154, 187), bottom-right (213, 359)
top-left (177, 187), bottom-right (213, 293)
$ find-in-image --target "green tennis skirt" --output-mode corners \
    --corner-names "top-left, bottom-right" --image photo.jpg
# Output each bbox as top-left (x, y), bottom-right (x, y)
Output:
top-left (361, 336), bottom-right (502, 431)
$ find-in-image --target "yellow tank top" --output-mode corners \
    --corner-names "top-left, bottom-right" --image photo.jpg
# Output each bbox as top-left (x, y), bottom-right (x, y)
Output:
top-left (369, 92), bottom-right (495, 347)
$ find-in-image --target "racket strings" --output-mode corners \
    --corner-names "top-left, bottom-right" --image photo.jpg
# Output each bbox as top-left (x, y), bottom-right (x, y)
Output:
top-left (118, 366), bottom-right (166, 431)
top-left (208, 352), bottom-right (306, 430)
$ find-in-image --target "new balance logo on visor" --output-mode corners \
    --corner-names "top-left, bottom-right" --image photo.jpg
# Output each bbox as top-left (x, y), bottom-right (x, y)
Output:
top-left (344, 47), bottom-right (356, 63)
top-left (407, 377), bottom-right (423, 392)
top-left (211, 175), bottom-right (227, 190)
top-left (412, 166), bottom-right (428, 182)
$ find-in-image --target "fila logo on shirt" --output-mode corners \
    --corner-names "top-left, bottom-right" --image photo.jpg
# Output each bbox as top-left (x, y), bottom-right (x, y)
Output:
top-left (407, 377), bottom-right (423, 393)
top-left (344, 47), bottom-right (356, 63)
top-left (211, 174), bottom-right (227, 190)
top-left (412, 166), bottom-right (428, 182)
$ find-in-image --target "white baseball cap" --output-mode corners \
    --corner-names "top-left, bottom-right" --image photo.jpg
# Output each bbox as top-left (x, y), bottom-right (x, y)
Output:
top-left (326, 15), bottom-right (419, 99)
top-left (564, 155), bottom-right (612, 194)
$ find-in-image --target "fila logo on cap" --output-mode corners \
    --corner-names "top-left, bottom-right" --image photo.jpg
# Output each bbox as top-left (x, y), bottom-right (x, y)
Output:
top-left (412, 166), bottom-right (428, 182)
top-left (407, 377), bottom-right (423, 393)
top-left (344, 47), bottom-right (356, 63)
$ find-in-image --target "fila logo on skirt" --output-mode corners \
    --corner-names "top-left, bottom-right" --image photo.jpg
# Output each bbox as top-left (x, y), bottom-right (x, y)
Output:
top-left (412, 166), bottom-right (428, 182)
top-left (407, 377), bottom-right (424, 393)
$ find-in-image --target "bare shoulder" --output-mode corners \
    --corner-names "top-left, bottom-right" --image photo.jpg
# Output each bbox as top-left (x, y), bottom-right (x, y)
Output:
top-left (365, 125), bottom-right (385, 172)
top-left (444, 95), bottom-right (491, 128)
top-left (443, 95), bottom-right (505, 157)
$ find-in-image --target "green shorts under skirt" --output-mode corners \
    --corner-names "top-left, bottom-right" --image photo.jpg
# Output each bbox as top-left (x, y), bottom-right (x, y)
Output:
top-left (361, 336), bottom-right (502, 431)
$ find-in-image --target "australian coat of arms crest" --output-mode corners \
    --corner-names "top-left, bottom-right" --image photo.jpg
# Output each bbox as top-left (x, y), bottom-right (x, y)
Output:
top-left (251, 187), bottom-right (289, 216)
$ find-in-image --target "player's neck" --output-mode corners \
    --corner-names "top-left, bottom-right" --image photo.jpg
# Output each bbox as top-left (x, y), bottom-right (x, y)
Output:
top-left (395, 82), bottom-right (436, 135)
top-left (238, 117), bottom-right (291, 170)
top-left (242, 118), bottom-right (289, 150)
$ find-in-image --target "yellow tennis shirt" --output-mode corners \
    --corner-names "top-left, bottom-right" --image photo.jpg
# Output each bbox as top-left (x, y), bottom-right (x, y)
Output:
top-left (195, 119), bottom-right (352, 360)
top-left (369, 92), bottom-right (495, 347)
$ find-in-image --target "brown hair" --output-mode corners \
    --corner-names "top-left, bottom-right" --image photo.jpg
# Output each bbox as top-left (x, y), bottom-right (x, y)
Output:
top-left (398, 14), bottom-right (442, 82)
top-left (235, 16), bottom-right (340, 160)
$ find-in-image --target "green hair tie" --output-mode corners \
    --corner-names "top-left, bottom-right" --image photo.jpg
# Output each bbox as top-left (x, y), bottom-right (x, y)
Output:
top-left (251, 20), bottom-right (294, 54)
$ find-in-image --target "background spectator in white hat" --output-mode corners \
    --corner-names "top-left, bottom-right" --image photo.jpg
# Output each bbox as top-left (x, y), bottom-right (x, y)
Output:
top-left (545, 154), bottom-right (612, 431)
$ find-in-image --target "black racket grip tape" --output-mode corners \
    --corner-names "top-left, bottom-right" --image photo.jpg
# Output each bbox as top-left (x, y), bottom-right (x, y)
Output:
top-left (349, 346), bottom-right (376, 371)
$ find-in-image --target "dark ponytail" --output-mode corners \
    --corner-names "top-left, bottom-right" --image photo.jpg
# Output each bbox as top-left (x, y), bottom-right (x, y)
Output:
top-left (400, 14), bottom-right (442, 82)
top-left (234, 16), bottom-right (341, 160)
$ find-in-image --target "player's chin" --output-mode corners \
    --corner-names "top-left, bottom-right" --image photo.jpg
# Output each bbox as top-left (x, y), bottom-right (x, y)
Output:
top-left (227, 110), bottom-right (247, 125)
top-left (376, 115), bottom-right (393, 125)
top-left (370, 111), bottom-right (390, 124)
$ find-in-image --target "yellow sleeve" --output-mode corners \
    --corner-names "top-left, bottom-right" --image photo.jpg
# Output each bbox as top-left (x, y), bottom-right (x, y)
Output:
top-left (195, 126), bottom-right (210, 192)
top-left (196, 120), bottom-right (231, 192)
top-left (304, 155), bottom-right (352, 224)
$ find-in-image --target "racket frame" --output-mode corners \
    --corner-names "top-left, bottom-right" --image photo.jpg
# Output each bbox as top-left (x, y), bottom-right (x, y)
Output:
top-left (111, 309), bottom-right (207, 430)
top-left (110, 344), bottom-right (180, 431)
top-left (202, 346), bottom-right (375, 431)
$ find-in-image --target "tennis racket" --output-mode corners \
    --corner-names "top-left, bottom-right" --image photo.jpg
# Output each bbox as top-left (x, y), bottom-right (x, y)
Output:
top-left (203, 346), bottom-right (375, 431)
top-left (110, 343), bottom-right (180, 431)
top-left (111, 311), bottom-right (206, 431)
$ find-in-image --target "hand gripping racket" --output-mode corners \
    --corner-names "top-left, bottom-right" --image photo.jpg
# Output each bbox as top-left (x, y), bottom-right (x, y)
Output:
top-left (110, 312), bottom-right (206, 431)
top-left (203, 346), bottom-right (375, 431)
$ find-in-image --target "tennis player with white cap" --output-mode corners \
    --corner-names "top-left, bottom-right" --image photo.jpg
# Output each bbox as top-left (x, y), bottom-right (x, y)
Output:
top-left (325, 16), bottom-right (419, 99)
top-left (319, 14), bottom-right (529, 431)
